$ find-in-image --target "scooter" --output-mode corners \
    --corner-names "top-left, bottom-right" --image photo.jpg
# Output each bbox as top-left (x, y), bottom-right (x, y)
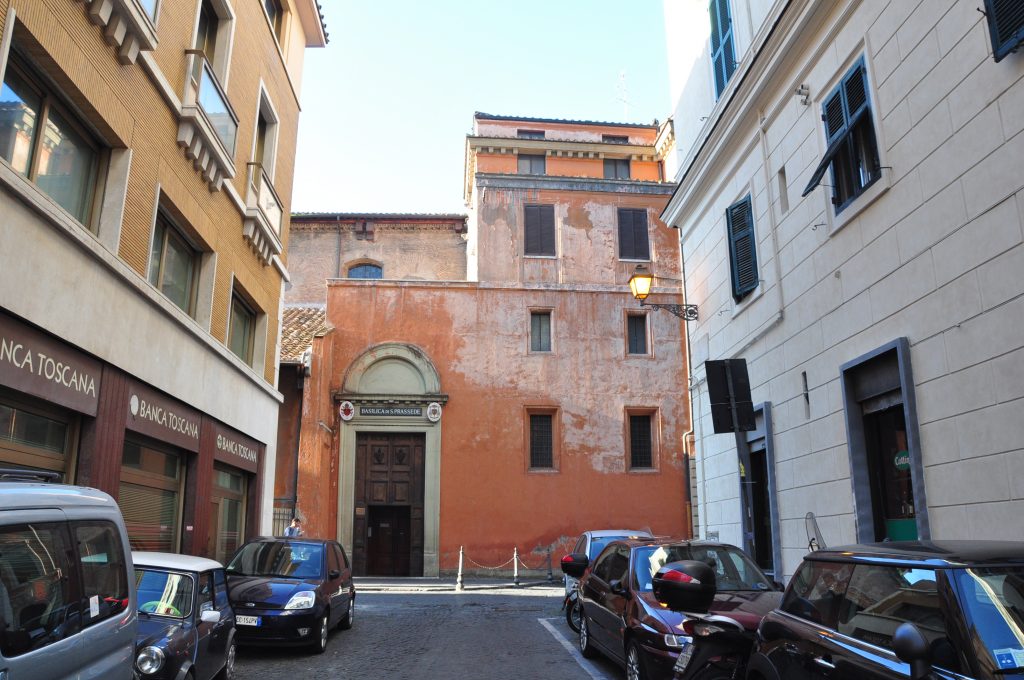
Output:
top-left (561, 587), bottom-right (581, 633)
top-left (670, 612), bottom-right (750, 680)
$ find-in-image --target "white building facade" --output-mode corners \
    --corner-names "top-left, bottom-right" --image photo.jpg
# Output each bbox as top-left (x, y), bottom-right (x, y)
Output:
top-left (663, 0), bottom-right (1024, 578)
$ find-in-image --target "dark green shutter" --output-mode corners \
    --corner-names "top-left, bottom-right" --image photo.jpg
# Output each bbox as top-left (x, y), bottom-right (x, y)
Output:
top-left (984, 0), bottom-right (1024, 62)
top-left (709, 0), bottom-right (736, 99)
top-left (617, 208), bottom-right (649, 260)
top-left (540, 205), bottom-right (555, 255)
top-left (727, 196), bottom-right (758, 300)
top-left (627, 315), bottom-right (647, 355)
top-left (524, 205), bottom-right (540, 254)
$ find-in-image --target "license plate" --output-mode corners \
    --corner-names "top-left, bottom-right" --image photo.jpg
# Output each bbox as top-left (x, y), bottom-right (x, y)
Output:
top-left (236, 615), bottom-right (261, 626)
top-left (673, 643), bottom-right (695, 672)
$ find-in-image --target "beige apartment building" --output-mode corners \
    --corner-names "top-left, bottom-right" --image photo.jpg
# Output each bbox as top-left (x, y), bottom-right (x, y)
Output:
top-left (663, 0), bottom-right (1024, 579)
top-left (0, 0), bottom-right (325, 561)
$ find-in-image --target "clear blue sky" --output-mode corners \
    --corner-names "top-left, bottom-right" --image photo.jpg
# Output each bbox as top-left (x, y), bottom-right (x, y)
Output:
top-left (291, 0), bottom-right (669, 214)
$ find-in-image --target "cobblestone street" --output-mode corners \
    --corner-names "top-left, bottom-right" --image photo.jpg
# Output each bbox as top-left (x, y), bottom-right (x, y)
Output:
top-left (234, 584), bottom-right (620, 679)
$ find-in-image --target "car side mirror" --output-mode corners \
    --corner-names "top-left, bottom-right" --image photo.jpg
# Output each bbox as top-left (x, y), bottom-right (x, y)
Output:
top-left (329, 570), bottom-right (341, 579)
top-left (773, 580), bottom-right (785, 590)
top-left (893, 622), bottom-right (933, 680)
top-left (200, 609), bottom-right (221, 624)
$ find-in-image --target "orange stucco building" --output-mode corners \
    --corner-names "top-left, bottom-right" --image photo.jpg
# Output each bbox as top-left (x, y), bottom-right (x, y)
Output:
top-left (280, 113), bottom-right (691, 576)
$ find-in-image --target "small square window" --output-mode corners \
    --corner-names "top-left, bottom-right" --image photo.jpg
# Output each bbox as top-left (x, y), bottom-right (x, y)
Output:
top-left (628, 414), bottom-right (654, 469)
top-left (627, 315), bottom-right (647, 355)
top-left (530, 311), bottom-right (552, 352)
top-left (517, 154), bottom-right (546, 175)
top-left (604, 158), bottom-right (630, 180)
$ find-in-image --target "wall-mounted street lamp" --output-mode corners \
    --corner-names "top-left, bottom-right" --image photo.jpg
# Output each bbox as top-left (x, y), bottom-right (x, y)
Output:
top-left (627, 264), bottom-right (698, 321)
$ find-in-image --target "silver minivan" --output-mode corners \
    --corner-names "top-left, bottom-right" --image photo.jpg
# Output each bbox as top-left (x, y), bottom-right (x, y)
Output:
top-left (0, 470), bottom-right (137, 679)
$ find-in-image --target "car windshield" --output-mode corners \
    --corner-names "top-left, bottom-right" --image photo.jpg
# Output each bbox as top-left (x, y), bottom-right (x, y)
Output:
top-left (135, 569), bottom-right (193, 618)
top-left (634, 544), bottom-right (774, 592)
top-left (589, 535), bottom-right (636, 561)
top-left (953, 567), bottom-right (1024, 674)
top-left (227, 541), bottom-right (324, 579)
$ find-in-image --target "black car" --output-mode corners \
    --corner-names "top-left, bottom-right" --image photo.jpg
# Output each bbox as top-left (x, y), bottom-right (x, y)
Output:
top-left (749, 541), bottom-right (1024, 680)
top-left (563, 538), bottom-right (782, 680)
top-left (225, 537), bottom-right (355, 653)
top-left (132, 551), bottom-right (236, 680)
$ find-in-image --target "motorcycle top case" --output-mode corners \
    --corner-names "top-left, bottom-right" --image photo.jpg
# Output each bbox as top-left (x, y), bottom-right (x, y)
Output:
top-left (652, 560), bottom-right (717, 613)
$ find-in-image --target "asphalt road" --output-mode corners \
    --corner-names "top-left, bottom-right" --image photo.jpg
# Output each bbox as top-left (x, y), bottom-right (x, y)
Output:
top-left (234, 587), bottom-right (623, 679)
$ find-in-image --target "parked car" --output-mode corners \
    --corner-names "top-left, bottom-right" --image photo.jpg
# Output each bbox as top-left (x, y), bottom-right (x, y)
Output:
top-left (749, 541), bottom-right (1024, 680)
top-left (562, 538), bottom-right (782, 680)
top-left (225, 537), bottom-right (354, 653)
top-left (0, 468), bottom-right (137, 679)
top-left (563, 529), bottom-right (654, 632)
top-left (132, 552), bottom-right (235, 679)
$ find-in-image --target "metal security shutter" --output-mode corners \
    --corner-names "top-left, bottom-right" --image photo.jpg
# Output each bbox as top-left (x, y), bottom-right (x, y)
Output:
top-left (984, 0), bottom-right (1024, 62)
top-left (709, 0), bottom-right (736, 98)
top-left (617, 208), bottom-right (649, 260)
top-left (727, 196), bottom-right (758, 300)
top-left (524, 204), bottom-right (555, 256)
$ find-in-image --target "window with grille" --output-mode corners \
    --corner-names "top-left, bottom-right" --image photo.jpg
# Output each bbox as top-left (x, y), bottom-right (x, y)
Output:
top-left (604, 158), bottom-right (630, 179)
top-left (618, 208), bottom-right (650, 260)
top-left (802, 59), bottom-right (880, 213)
top-left (529, 414), bottom-right (553, 469)
top-left (726, 195), bottom-right (758, 300)
top-left (709, 0), bottom-right (736, 99)
top-left (348, 263), bottom-right (382, 279)
top-left (524, 204), bottom-right (556, 256)
top-left (983, 0), bottom-right (1024, 62)
top-left (627, 315), bottom-right (648, 355)
top-left (517, 153), bottom-right (546, 175)
top-left (629, 414), bottom-right (653, 469)
top-left (530, 311), bottom-right (552, 352)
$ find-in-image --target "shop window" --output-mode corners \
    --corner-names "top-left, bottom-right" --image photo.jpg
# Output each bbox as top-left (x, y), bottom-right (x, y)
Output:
top-left (627, 314), bottom-right (648, 355)
top-left (524, 204), bottom-right (555, 256)
top-left (726, 195), bottom-right (758, 300)
top-left (604, 158), bottom-right (630, 179)
top-left (0, 522), bottom-right (77, 658)
top-left (148, 211), bottom-right (200, 316)
top-left (228, 291), bottom-right (256, 364)
top-left (983, 0), bottom-right (1024, 62)
top-left (627, 411), bottom-right (655, 469)
top-left (73, 522), bottom-right (129, 626)
top-left (709, 0), bottom-right (736, 99)
top-left (0, 395), bottom-right (72, 478)
top-left (517, 153), bottom-right (546, 175)
top-left (618, 208), bottom-right (649, 260)
top-left (210, 464), bottom-right (246, 564)
top-left (530, 311), bottom-right (552, 352)
top-left (517, 129), bottom-right (544, 139)
top-left (0, 54), bottom-right (102, 226)
top-left (119, 440), bottom-right (182, 553)
top-left (348, 263), bottom-right (382, 279)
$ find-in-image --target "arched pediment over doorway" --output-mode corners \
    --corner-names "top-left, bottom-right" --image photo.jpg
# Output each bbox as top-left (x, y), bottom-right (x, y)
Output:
top-left (342, 343), bottom-right (442, 396)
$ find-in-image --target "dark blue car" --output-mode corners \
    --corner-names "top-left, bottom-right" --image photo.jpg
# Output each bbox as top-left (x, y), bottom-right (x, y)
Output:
top-left (132, 552), bottom-right (236, 680)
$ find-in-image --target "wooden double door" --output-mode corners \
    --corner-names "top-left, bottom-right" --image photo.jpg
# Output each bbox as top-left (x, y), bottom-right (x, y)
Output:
top-left (353, 432), bottom-right (425, 576)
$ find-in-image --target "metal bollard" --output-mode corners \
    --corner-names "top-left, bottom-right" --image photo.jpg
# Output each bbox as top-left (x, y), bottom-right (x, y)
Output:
top-left (456, 545), bottom-right (464, 591)
top-left (547, 547), bottom-right (553, 582)
top-left (513, 547), bottom-right (520, 587)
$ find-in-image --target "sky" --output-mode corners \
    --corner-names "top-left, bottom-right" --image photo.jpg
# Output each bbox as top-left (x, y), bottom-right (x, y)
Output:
top-left (291, 0), bottom-right (671, 214)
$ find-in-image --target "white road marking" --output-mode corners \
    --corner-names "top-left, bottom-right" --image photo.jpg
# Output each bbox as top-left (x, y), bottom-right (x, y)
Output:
top-left (538, 617), bottom-right (610, 680)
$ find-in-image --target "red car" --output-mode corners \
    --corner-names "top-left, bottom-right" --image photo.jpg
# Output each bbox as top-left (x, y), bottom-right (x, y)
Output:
top-left (561, 538), bottom-right (782, 680)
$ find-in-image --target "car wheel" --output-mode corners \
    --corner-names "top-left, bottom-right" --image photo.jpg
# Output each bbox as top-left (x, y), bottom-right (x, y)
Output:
top-left (565, 597), bottom-right (581, 633)
top-left (215, 638), bottom-right (236, 680)
top-left (311, 613), bottom-right (329, 654)
top-left (626, 640), bottom-right (649, 680)
top-left (578, 611), bottom-right (598, 659)
top-left (338, 597), bottom-right (354, 630)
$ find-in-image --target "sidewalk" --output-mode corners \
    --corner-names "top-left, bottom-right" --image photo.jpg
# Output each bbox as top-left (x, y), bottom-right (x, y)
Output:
top-left (354, 575), bottom-right (565, 593)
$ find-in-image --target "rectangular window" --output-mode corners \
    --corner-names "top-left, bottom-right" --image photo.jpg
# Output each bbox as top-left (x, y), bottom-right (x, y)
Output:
top-left (524, 204), bottom-right (556, 256)
top-left (617, 208), bottom-right (650, 260)
top-left (629, 414), bottom-right (653, 469)
top-left (726, 195), bottom-right (758, 300)
top-left (517, 153), bottom-right (546, 175)
top-left (0, 56), bottom-right (101, 225)
top-left (603, 158), bottom-right (630, 179)
top-left (983, 0), bottom-right (1024, 62)
top-left (517, 129), bottom-right (545, 139)
top-left (148, 211), bottom-right (200, 315)
top-left (709, 0), bottom-right (736, 98)
top-left (802, 59), bottom-right (881, 213)
top-left (263, 0), bottom-right (284, 39)
top-left (228, 291), bottom-right (256, 364)
top-left (627, 315), bottom-right (647, 355)
top-left (530, 311), bottom-right (552, 352)
top-left (602, 134), bottom-right (629, 144)
top-left (194, 0), bottom-right (219, 80)
top-left (529, 414), bottom-right (553, 469)
top-left (73, 521), bottom-right (129, 627)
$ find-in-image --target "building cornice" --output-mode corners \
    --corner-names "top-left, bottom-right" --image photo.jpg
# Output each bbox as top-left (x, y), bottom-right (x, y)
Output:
top-left (475, 173), bottom-right (675, 196)
top-left (468, 136), bottom-right (657, 160)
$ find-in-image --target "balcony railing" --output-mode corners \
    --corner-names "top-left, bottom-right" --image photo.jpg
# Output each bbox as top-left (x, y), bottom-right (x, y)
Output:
top-left (246, 162), bottom-right (283, 236)
top-left (191, 55), bottom-right (238, 156)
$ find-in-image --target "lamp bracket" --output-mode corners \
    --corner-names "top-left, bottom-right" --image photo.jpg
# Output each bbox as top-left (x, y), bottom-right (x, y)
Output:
top-left (640, 301), bottom-right (698, 321)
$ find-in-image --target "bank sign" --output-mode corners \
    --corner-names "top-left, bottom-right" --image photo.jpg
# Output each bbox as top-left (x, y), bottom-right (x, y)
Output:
top-left (0, 311), bottom-right (102, 415)
top-left (212, 422), bottom-right (261, 474)
top-left (127, 381), bottom-right (201, 452)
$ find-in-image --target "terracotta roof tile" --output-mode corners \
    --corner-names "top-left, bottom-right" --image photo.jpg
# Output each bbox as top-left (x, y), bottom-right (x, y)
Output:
top-left (280, 306), bottom-right (330, 363)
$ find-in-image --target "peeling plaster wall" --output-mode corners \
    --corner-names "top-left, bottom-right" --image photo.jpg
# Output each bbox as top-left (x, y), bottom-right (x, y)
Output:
top-left (309, 282), bottom-right (691, 570)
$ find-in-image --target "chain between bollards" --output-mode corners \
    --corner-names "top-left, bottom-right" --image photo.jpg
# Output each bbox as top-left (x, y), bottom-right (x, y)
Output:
top-left (547, 547), bottom-right (553, 582)
top-left (513, 547), bottom-right (519, 587)
top-left (456, 545), bottom-right (464, 591)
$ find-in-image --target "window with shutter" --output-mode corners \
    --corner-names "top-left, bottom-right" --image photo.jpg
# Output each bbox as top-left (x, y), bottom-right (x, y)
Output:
top-left (617, 208), bottom-right (650, 260)
top-left (517, 154), bottom-right (546, 175)
top-left (603, 158), bottom-right (630, 179)
top-left (802, 58), bottom-right (881, 213)
top-left (726, 195), bottom-right (758, 300)
top-left (627, 315), bottom-right (647, 355)
top-left (709, 0), bottom-right (736, 99)
top-left (983, 0), bottom-right (1024, 62)
top-left (524, 204), bottom-right (556, 256)
top-left (530, 311), bottom-right (552, 352)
